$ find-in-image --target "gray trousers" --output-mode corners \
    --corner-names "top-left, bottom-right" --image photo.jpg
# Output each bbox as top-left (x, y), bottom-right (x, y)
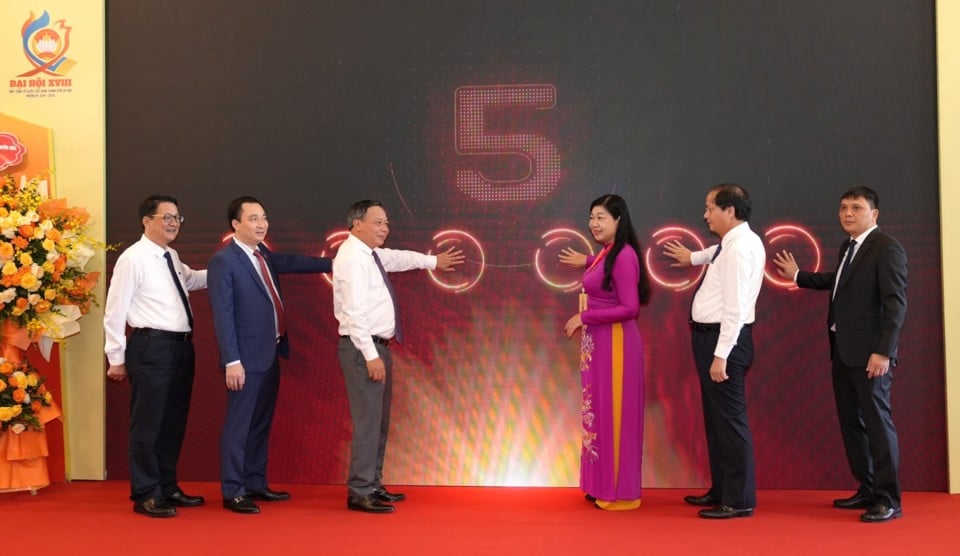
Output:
top-left (339, 337), bottom-right (393, 497)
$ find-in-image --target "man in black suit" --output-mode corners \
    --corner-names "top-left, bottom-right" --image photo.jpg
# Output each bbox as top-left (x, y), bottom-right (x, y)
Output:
top-left (774, 186), bottom-right (907, 523)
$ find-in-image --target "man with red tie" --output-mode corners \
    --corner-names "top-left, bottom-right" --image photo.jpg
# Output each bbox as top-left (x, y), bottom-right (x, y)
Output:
top-left (333, 200), bottom-right (463, 513)
top-left (208, 196), bottom-right (331, 514)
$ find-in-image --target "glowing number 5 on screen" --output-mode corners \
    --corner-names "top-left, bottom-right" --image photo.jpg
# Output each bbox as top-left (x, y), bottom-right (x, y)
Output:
top-left (455, 84), bottom-right (560, 201)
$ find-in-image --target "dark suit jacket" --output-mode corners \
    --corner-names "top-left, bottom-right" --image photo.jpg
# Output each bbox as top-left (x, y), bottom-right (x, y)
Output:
top-left (208, 241), bottom-right (331, 373)
top-left (796, 228), bottom-right (907, 367)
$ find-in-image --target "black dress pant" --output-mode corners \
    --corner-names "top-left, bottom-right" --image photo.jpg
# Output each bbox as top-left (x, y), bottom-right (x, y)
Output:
top-left (125, 333), bottom-right (195, 502)
top-left (830, 334), bottom-right (901, 508)
top-left (691, 324), bottom-right (756, 509)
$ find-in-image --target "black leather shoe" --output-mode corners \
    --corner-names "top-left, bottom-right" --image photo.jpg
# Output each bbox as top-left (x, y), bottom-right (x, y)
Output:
top-left (347, 495), bottom-right (395, 513)
top-left (684, 493), bottom-right (721, 507)
top-left (166, 490), bottom-right (205, 507)
top-left (248, 487), bottom-right (291, 502)
top-left (584, 494), bottom-right (597, 502)
top-left (860, 503), bottom-right (902, 522)
top-left (698, 505), bottom-right (754, 519)
top-left (833, 492), bottom-right (874, 509)
top-left (372, 486), bottom-right (406, 502)
top-left (223, 496), bottom-right (260, 514)
top-left (133, 497), bottom-right (176, 518)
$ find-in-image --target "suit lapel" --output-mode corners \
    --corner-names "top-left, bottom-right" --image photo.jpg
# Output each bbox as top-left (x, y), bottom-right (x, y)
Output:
top-left (836, 228), bottom-right (878, 295)
top-left (229, 241), bottom-right (271, 299)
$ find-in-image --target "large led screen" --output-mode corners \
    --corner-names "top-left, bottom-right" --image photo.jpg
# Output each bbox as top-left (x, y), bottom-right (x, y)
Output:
top-left (105, 1), bottom-right (944, 490)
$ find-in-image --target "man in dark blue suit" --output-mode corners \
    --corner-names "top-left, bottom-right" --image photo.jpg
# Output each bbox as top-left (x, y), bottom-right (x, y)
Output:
top-left (208, 196), bottom-right (332, 514)
top-left (774, 186), bottom-right (908, 523)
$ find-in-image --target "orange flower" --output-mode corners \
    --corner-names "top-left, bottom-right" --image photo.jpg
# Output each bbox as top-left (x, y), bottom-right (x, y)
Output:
top-left (0, 361), bottom-right (14, 375)
top-left (14, 298), bottom-right (28, 309)
top-left (12, 388), bottom-right (25, 402)
top-left (45, 228), bottom-right (61, 242)
top-left (11, 236), bottom-right (27, 249)
top-left (31, 400), bottom-right (42, 413)
top-left (54, 255), bottom-right (67, 273)
top-left (38, 198), bottom-right (67, 220)
top-left (35, 300), bottom-right (52, 313)
top-left (17, 224), bottom-right (35, 238)
top-left (0, 242), bottom-right (12, 259)
top-left (0, 380), bottom-right (5, 393)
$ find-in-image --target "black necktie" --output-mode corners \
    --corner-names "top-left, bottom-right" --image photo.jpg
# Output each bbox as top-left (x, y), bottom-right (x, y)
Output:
top-left (372, 251), bottom-right (402, 344)
top-left (689, 243), bottom-right (722, 322)
top-left (835, 239), bottom-right (857, 296)
top-left (710, 243), bottom-right (723, 263)
top-left (164, 251), bottom-right (193, 330)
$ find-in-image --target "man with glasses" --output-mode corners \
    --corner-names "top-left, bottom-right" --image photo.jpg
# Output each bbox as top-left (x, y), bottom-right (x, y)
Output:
top-left (104, 195), bottom-right (207, 517)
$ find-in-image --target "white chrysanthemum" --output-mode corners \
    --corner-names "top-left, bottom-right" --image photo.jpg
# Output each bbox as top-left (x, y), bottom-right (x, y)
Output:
top-left (0, 288), bottom-right (16, 303)
top-left (66, 242), bottom-right (95, 269)
top-left (1, 227), bottom-right (15, 239)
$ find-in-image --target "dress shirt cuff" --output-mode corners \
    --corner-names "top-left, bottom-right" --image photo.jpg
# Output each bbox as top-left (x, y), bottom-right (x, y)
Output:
top-left (690, 249), bottom-right (711, 266)
top-left (225, 360), bottom-right (241, 368)
top-left (792, 269), bottom-right (799, 283)
top-left (713, 342), bottom-right (734, 360)
top-left (106, 351), bottom-right (125, 366)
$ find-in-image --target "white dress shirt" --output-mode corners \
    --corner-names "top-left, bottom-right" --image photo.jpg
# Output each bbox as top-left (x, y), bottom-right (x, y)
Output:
top-left (103, 235), bottom-right (207, 365)
top-left (690, 222), bottom-right (765, 359)
top-left (333, 233), bottom-right (436, 362)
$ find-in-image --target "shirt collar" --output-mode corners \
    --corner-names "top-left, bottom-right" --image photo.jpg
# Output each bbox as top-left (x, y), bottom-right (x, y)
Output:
top-left (721, 221), bottom-right (751, 247)
top-left (851, 225), bottom-right (878, 245)
top-left (232, 237), bottom-right (260, 257)
top-left (346, 232), bottom-right (374, 256)
top-left (141, 234), bottom-right (170, 257)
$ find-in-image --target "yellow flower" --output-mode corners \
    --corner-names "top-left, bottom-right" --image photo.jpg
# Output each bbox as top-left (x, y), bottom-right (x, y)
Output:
top-left (42, 238), bottom-right (55, 251)
top-left (1, 261), bottom-right (16, 275)
top-left (20, 273), bottom-right (39, 291)
top-left (19, 252), bottom-right (33, 266)
top-left (44, 288), bottom-right (57, 301)
top-left (27, 373), bottom-right (39, 387)
top-left (0, 407), bottom-right (13, 422)
top-left (0, 242), bottom-right (12, 260)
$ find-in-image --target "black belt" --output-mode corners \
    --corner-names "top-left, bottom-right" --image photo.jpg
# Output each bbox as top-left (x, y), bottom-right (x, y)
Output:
top-left (690, 322), bottom-right (753, 333)
top-left (340, 335), bottom-right (391, 347)
top-left (133, 327), bottom-right (192, 342)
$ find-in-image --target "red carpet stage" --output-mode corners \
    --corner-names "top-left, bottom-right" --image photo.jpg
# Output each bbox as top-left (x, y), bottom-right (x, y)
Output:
top-left (8, 483), bottom-right (957, 555)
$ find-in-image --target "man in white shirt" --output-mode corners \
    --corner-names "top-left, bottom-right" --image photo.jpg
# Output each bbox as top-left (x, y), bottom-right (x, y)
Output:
top-left (103, 195), bottom-right (207, 518)
top-left (664, 183), bottom-right (765, 519)
top-left (333, 200), bottom-right (463, 513)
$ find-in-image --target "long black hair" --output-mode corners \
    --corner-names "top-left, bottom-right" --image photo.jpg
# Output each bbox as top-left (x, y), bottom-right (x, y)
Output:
top-left (590, 194), bottom-right (651, 305)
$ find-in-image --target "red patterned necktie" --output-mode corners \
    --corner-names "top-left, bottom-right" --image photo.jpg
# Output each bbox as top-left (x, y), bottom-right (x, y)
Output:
top-left (254, 250), bottom-right (286, 338)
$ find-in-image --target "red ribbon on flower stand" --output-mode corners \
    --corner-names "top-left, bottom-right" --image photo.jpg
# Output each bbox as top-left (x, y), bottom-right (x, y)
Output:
top-left (0, 323), bottom-right (65, 494)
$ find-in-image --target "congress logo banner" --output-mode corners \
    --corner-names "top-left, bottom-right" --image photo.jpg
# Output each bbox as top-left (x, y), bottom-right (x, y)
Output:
top-left (9, 11), bottom-right (75, 98)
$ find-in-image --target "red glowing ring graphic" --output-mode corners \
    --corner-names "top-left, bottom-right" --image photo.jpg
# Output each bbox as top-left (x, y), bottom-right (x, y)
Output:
top-left (764, 225), bottom-right (822, 290)
top-left (645, 226), bottom-right (707, 291)
top-left (427, 230), bottom-right (485, 293)
top-left (534, 228), bottom-right (595, 292)
top-left (320, 230), bottom-right (351, 285)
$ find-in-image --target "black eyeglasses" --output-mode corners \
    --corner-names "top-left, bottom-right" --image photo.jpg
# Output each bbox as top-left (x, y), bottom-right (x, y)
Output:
top-left (150, 213), bottom-right (185, 225)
